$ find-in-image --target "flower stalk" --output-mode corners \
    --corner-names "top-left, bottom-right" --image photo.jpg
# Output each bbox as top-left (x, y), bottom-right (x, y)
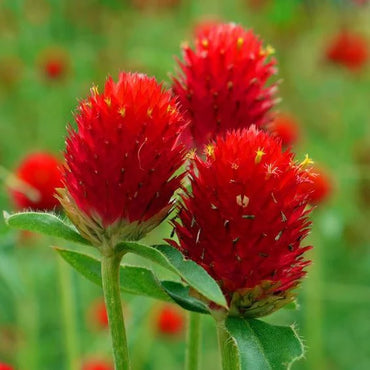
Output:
top-left (101, 251), bottom-right (130, 370)
top-left (217, 322), bottom-right (239, 370)
top-left (185, 312), bottom-right (202, 370)
top-left (57, 256), bottom-right (79, 370)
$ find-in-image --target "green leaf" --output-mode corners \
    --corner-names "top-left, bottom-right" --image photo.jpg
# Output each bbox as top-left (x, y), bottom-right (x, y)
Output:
top-left (161, 280), bottom-right (208, 314)
top-left (3, 211), bottom-right (90, 246)
top-left (225, 316), bottom-right (304, 370)
top-left (56, 247), bottom-right (209, 314)
top-left (119, 241), bottom-right (227, 308)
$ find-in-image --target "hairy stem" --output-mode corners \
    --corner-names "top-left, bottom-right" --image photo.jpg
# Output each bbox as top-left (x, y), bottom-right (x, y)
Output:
top-left (101, 253), bottom-right (130, 370)
top-left (185, 312), bottom-right (202, 370)
top-left (57, 256), bottom-right (79, 370)
top-left (217, 322), bottom-right (239, 370)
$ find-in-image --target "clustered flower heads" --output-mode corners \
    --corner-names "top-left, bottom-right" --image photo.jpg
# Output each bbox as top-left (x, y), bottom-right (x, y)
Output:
top-left (58, 72), bottom-right (187, 246)
top-left (170, 127), bottom-right (313, 317)
top-left (53, 23), bottom-right (315, 320)
top-left (173, 22), bottom-right (278, 149)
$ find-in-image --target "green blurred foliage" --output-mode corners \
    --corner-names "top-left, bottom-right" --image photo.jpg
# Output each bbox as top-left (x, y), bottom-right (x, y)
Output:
top-left (0, 0), bottom-right (369, 369)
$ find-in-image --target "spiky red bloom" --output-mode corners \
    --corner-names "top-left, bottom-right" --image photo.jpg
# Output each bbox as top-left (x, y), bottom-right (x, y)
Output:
top-left (82, 359), bottom-right (113, 370)
top-left (298, 167), bottom-right (332, 205)
top-left (11, 152), bottom-right (63, 211)
top-left (59, 72), bottom-right (187, 245)
top-left (267, 112), bottom-right (300, 147)
top-left (0, 364), bottom-right (13, 370)
top-left (326, 30), bottom-right (368, 71)
top-left (156, 304), bottom-right (184, 336)
top-left (173, 23), bottom-right (278, 149)
top-left (171, 127), bottom-right (313, 317)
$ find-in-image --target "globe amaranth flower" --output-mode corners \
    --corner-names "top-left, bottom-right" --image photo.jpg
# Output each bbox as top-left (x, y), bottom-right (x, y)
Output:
top-left (326, 30), bottom-right (368, 71)
top-left (58, 72), bottom-right (187, 246)
top-left (173, 22), bottom-right (278, 149)
top-left (10, 152), bottom-right (63, 211)
top-left (170, 127), bottom-right (313, 318)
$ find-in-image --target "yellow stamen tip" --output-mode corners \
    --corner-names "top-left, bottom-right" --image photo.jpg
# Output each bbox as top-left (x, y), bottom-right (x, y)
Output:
top-left (237, 37), bottom-right (244, 50)
top-left (201, 39), bottom-right (209, 48)
top-left (205, 144), bottom-right (215, 158)
top-left (104, 97), bottom-right (111, 107)
top-left (91, 85), bottom-right (99, 96)
top-left (186, 148), bottom-right (197, 160)
top-left (118, 107), bottom-right (126, 118)
top-left (260, 44), bottom-right (275, 57)
top-left (300, 154), bottom-right (314, 168)
top-left (255, 148), bottom-right (266, 164)
top-left (167, 104), bottom-right (176, 115)
top-left (147, 108), bottom-right (153, 118)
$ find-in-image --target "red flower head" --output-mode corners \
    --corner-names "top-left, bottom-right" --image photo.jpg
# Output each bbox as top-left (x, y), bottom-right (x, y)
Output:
top-left (0, 364), bottom-right (14, 370)
top-left (326, 30), bottom-right (368, 71)
top-left (82, 359), bottom-right (113, 370)
top-left (171, 127), bottom-right (313, 318)
top-left (156, 304), bottom-right (184, 336)
top-left (58, 72), bottom-right (187, 245)
top-left (298, 167), bottom-right (332, 205)
top-left (10, 152), bottom-right (63, 211)
top-left (173, 23), bottom-right (278, 149)
top-left (267, 112), bottom-right (300, 147)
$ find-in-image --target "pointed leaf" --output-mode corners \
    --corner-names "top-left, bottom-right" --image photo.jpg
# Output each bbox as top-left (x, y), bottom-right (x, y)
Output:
top-left (225, 316), bottom-right (304, 370)
top-left (3, 211), bottom-right (90, 246)
top-left (119, 241), bottom-right (227, 308)
top-left (161, 280), bottom-right (209, 314)
top-left (56, 247), bottom-right (209, 313)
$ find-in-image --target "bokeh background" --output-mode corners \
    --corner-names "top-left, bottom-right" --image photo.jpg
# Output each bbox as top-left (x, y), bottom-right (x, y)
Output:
top-left (0, 0), bottom-right (369, 369)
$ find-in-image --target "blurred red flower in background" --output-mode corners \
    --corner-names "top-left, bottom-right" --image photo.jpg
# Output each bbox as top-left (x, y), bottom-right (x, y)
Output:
top-left (39, 48), bottom-right (69, 80)
top-left (156, 304), bottom-right (184, 336)
top-left (171, 127), bottom-right (313, 317)
top-left (0, 363), bottom-right (14, 370)
top-left (246, 0), bottom-right (271, 10)
top-left (10, 152), bottom-right (62, 211)
top-left (326, 30), bottom-right (368, 71)
top-left (298, 167), bottom-right (332, 205)
top-left (173, 23), bottom-right (278, 149)
top-left (58, 72), bottom-right (187, 245)
top-left (267, 112), bottom-right (300, 147)
top-left (352, 0), bottom-right (369, 5)
top-left (88, 299), bottom-right (109, 329)
top-left (81, 359), bottom-right (113, 370)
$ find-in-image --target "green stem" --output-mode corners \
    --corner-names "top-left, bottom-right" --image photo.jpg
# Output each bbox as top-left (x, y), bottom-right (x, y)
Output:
top-left (57, 256), bottom-right (79, 370)
top-left (185, 312), bottom-right (202, 370)
top-left (217, 322), bottom-right (239, 370)
top-left (101, 253), bottom-right (130, 370)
